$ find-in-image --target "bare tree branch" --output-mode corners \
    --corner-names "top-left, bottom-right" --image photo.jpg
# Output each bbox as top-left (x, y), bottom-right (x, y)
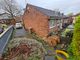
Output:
top-left (0, 0), bottom-right (21, 19)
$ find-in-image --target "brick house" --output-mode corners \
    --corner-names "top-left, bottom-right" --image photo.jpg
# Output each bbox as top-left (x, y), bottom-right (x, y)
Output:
top-left (14, 15), bottom-right (23, 23)
top-left (23, 4), bottom-right (64, 38)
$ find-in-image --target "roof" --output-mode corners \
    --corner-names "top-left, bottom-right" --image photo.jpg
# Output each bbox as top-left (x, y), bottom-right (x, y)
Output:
top-left (0, 19), bottom-right (13, 20)
top-left (26, 4), bottom-right (64, 18)
top-left (73, 13), bottom-right (80, 17)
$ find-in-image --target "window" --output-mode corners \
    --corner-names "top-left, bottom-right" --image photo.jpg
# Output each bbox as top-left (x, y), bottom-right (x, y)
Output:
top-left (49, 20), bottom-right (54, 28)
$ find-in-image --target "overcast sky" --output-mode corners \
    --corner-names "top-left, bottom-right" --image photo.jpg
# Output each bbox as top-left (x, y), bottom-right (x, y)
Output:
top-left (16, 0), bottom-right (80, 15)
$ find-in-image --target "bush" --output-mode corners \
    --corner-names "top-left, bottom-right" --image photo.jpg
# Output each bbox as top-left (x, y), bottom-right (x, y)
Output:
top-left (67, 15), bottom-right (80, 60)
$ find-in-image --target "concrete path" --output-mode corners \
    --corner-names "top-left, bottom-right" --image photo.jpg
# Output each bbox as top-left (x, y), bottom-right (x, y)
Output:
top-left (45, 56), bottom-right (55, 60)
top-left (14, 27), bottom-right (26, 37)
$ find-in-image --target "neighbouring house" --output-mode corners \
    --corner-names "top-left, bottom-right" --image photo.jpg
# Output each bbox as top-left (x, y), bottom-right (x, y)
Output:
top-left (63, 16), bottom-right (73, 24)
top-left (23, 4), bottom-right (65, 38)
top-left (0, 12), bottom-right (16, 25)
top-left (0, 19), bottom-right (15, 25)
top-left (72, 13), bottom-right (80, 24)
top-left (14, 15), bottom-right (23, 23)
top-left (63, 13), bottom-right (80, 25)
top-left (0, 13), bottom-right (9, 19)
top-left (61, 16), bottom-right (73, 28)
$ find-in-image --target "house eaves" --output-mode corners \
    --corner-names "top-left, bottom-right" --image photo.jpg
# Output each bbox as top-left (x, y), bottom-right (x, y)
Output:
top-left (27, 4), bottom-right (64, 18)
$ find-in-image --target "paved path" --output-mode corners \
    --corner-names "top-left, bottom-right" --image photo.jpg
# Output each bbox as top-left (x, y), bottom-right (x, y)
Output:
top-left (14, 27), bottom-right (26, 37)
top-left (44, 49), bottom-right (56, 60)
top-left (0, 30), bottom-right (11, 54)
top-left (45, 56), bottom-right (55, 60)
top-left (0, 26), bottom-right (13, 54)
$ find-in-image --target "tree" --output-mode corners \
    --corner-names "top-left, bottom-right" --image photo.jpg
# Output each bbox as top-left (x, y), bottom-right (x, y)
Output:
top-left (68, 15), bottom-right (80, 60)
top-left (0, 0), bottom-right (21, 19)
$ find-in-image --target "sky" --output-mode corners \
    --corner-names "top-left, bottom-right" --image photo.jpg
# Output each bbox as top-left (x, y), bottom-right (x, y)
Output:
top-left (16, 0), bottom-right (80, 15)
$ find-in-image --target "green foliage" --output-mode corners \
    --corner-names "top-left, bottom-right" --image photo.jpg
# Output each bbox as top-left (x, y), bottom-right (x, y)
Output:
top-left (67, 15), bottom-right (80, 60)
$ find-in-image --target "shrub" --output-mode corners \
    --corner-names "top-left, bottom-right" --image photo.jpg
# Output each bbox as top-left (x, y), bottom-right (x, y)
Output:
top-left (68, 15), bottom-right (80, 60)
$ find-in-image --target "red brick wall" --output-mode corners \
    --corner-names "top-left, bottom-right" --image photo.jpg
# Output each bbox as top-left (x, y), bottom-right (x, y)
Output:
top-left (23, 5), bottom-right (50, 37)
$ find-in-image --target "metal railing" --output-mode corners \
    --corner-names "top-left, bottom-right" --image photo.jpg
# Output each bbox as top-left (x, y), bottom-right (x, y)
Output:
top-left (0, 25), bottom-right (14, 55)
